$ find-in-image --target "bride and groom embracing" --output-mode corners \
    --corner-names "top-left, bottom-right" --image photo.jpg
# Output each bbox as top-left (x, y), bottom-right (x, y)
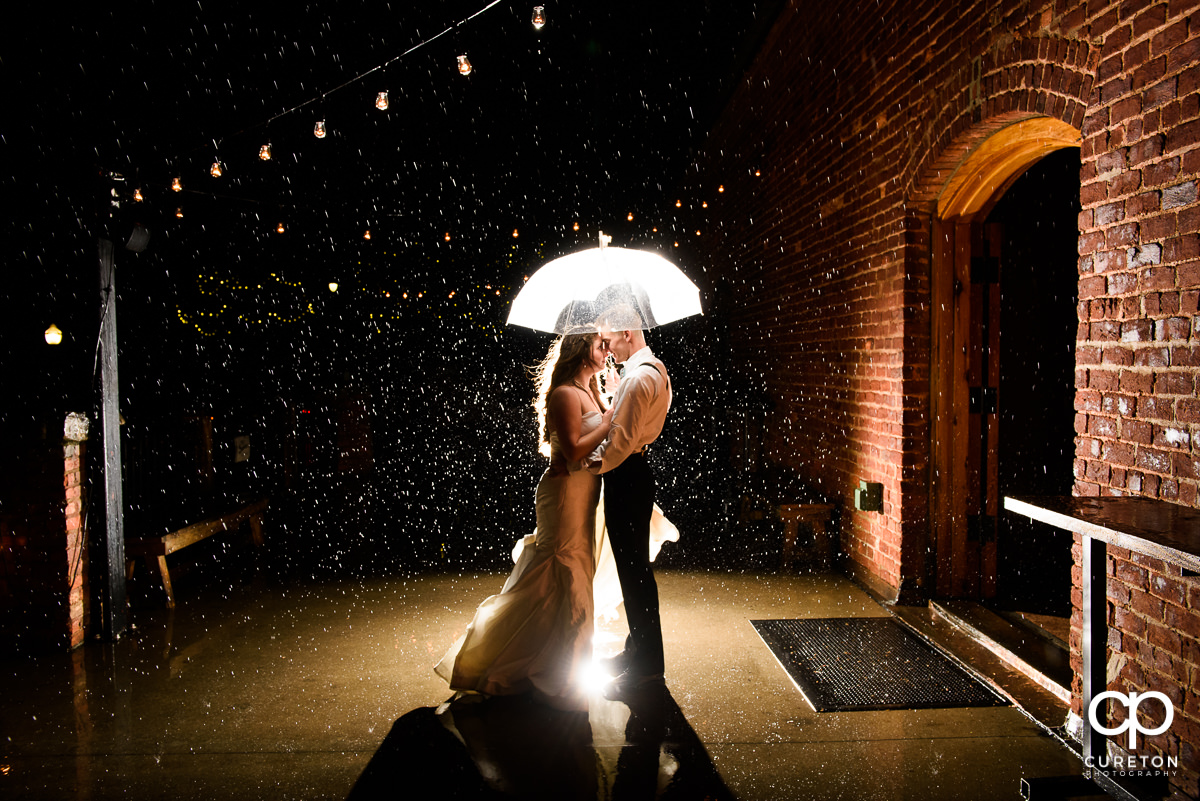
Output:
top-left (434, 303), bottom-right (674, 710)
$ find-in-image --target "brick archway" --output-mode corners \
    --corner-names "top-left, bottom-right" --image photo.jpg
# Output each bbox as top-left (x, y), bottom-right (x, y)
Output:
top-left (917, 115), bottom-right (1082, 598)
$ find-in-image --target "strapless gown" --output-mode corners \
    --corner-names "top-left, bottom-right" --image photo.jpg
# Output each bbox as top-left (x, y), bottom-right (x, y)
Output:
top-left (434, 411), bottom-right (677, 710)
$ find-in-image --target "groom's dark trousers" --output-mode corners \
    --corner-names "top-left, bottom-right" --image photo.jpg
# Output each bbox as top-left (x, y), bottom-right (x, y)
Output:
top-left (604, 451), bottom-right (664, 675)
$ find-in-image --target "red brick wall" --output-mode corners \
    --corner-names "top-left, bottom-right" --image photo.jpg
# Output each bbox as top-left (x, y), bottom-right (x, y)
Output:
top-left (64, 440), bottom-right (88, 649)
top-left (696, 0), bottom-right (1198, 791)
top-left (0, 424), bottom-right (89, 653)
top-left (1072, 537), bottom-right (1200, 795)
top-left (692, 0), bottom-right (1108, 593)
top-left (1067, 1), bottom-right (1200, 794)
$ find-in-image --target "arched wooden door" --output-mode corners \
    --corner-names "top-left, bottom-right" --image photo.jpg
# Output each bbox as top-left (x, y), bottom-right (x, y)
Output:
top-left (929, 117), bottom-right (1081, 599)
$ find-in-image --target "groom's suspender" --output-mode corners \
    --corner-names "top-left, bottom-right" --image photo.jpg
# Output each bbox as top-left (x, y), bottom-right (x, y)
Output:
top-left (637, 361), bottom-right (671, 395)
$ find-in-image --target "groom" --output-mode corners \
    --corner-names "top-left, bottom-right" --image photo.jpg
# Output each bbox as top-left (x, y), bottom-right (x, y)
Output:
top-left (587, 304), bottom-right (672, 693)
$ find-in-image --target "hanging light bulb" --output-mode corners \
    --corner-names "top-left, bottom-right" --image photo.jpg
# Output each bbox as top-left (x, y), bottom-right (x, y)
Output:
top-left (276, 222), bottom-right (286, 234)
top-left (363, 229), bottom-right (371, 240)
top-left (675, 199), bottom-right (682, 208)
top-left (702, 201), bottom-right (708, 208)
top-left (133, 188), bottom-right (144, 202)
top-left (718, 184), bottom-right (725, 193)
top-left (627, 212), bottom-right (634, 221)
top-left (175, 207), bottom-right (184, 218)
top-left (210, 160), bottom-right (223, 178)
top-left (457, 55), bottom-right (473, 76)
top-left (444, 232), bottom-right (451, 241)
top-left (512, 228), bottom-right (519, 238)
top-left (171, 176), bottom-right (183, 192)
top-left (314, 120), bottom-right (327, 138)
top-left (572, 221), bottom-right (580, 231)
top-left (375, 91), bottom-right (389, 110)
top-left (259, 142), bottom-right (272, 160)
top-left (328, 282), bottom-right (339, 293)
top-left (532, 5), bottom-right (546, 29)
top-left (44, 324), bottom-right (63, 345)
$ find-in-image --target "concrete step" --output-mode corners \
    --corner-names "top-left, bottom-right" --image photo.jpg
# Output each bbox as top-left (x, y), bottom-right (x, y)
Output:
top-left (888, 602), bottom-right (1072, 736)
top-left (930, 600), bottom-right (1072, 706)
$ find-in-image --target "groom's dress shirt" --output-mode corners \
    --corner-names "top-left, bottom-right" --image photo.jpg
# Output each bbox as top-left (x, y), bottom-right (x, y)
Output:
top-left (587, 346), bottom-right (671, 475)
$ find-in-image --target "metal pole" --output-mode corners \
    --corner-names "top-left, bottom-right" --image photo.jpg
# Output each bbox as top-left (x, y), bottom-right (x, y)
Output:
top-left (1080, 533), bottom-right (1106, 769)
top-left (98, 237), bottom-right (127, 639)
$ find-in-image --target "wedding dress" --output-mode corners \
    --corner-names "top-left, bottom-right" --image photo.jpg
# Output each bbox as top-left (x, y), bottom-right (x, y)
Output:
top-left (435, 411), bottom-right (677, 710)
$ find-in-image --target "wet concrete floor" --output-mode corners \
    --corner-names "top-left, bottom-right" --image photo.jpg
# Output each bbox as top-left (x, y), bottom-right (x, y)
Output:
top-left (1, 569), bottom-right (1084, 799)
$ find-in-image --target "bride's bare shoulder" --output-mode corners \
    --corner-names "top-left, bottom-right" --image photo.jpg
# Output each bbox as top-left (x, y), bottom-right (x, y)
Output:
top-left (547, 384), bottom-right (583, 413)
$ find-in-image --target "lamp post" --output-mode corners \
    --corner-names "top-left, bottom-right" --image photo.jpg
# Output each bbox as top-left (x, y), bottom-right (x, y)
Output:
top-left (97, 237), bottom-right (127, 639)
top-left (93, 171), bottom-right (148, 641)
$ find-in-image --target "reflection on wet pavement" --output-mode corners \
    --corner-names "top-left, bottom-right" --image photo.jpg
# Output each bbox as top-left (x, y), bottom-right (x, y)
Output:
top-left (0, 570), bottom-right (1083, 800)
top-left (351, 689), bottom-right (731, 800)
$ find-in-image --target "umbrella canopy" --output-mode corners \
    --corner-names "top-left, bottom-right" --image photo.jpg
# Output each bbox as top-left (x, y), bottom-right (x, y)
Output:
top-left (507, 244), bottom-right (702, 334)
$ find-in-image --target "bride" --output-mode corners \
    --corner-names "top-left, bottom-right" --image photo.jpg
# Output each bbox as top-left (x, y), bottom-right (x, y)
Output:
top-left (434, 332), bottom-right (614, 710)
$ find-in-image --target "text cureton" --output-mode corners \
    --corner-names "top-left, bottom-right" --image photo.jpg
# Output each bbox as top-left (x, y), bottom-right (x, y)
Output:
top-left (1084, 755), bottom-right (1179, 770)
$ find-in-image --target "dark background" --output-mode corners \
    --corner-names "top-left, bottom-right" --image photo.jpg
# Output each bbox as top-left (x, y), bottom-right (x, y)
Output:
top-left (2, 1), bottom-right (785, 580)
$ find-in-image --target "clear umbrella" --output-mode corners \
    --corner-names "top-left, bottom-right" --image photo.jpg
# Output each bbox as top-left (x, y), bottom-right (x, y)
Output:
top-left (506, 233), bottom-right (702, 333)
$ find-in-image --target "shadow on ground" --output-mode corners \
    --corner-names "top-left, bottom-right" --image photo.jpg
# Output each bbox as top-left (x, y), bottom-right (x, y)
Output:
top-left (348, 689), bottom-right (734, 801)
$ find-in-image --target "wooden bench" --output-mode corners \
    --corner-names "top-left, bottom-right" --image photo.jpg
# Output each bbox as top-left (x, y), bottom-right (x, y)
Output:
top-left (739, 495), bottom-right (837, 569)
top-left (125, 497), bottom-right (268, 607)
top-left (775, 503), bottom-right (837, 569)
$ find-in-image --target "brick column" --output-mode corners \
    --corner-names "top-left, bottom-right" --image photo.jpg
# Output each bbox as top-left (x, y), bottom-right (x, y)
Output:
top-left (63, 413), bottom-right (89, 650)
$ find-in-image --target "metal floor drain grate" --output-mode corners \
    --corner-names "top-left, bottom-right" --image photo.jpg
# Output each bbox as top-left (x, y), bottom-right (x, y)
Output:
top-left (751, 617), bottom-right (1008, 712)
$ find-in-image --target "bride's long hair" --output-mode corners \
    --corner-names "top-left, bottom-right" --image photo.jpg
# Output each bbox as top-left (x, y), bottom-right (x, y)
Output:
top-left (532, 333), bottom-right (604, 457)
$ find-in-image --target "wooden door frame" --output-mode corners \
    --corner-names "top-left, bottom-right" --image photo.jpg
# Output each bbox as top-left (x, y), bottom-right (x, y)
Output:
top-left (928, 117), bottom-right (1081, 599)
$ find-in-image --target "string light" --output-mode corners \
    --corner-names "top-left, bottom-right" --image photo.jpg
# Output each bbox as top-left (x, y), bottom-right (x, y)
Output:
top-left (127, 1), bottom-right (619, 296)
top-left (675, 199), bottom-right (682, 208)
top-left (134, 2), bottom-right (535, 206)
top-left (44, 324), bottom-right (63, 345)
top-left (702, 201), bottom-right (708, 208)
top-left (178, 272), bottom-right (313, 336)
top-left (210, 139), bottom-right (224, 177)
top-left (718, 184), bottom-right (725, 192)
top-left (329, 282), bottom-right (339, 292)
top-left (627, 212), bottom-right (634, 221)
top-left (375, 91), bottom-right (389, 110)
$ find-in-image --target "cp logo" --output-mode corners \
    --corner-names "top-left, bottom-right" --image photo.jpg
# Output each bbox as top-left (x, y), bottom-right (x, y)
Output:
top-left (1088, 691), bottom-right (1174, 749)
